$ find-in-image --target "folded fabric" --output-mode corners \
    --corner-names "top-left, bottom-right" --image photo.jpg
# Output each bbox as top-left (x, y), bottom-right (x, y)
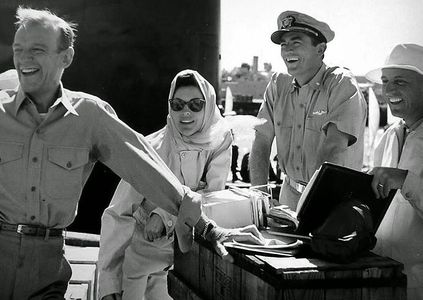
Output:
top-left (223, 231), bottom-right (302, 256)
top-left (267, 205), bottom-right (299, 229)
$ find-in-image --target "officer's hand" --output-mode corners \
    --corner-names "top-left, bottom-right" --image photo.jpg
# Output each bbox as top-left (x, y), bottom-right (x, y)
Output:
top-left (210, 224), bottom-right (265, 263)
top-left (102, 293), bottom-right (122, 300)
top-left (369, 167), bottom-right (408, 199)
top-left (144, 213), bottom-right (165, 242)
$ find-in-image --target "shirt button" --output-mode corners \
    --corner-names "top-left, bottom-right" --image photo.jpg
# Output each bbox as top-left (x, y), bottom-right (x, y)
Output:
top-left (405, 192), bottom-right (411, 198)
top-left (276, 121), bottom-right (281, 126)
top-left (181, 153), bottom-right (185, 158)
top-left (66, 161), bottom-right (72, 168)
top-left (32, 157), bottom-right (38, 163)
top-left (167, 220), bottom-right (173, 227)
top-left (0, 157), bottom-right (2, 163)
top-left (297, 124), bottom-right (302, 129)
top-left (35, 129), bottom-right (41, 134)
top-left (296, 145), bottom-right (301, 150)
top-left (30, 216), bottom-right (35, 220)
top-left (31, 186), bottom-right (36, 191)
top-left (296, 166), bottom-right (300, 171)
top-left (299, 104), bottom-right (305, 108)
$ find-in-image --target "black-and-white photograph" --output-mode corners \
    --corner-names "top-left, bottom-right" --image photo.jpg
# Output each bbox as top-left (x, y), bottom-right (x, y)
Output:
top-left (0, 1), bottom-right (422, 299)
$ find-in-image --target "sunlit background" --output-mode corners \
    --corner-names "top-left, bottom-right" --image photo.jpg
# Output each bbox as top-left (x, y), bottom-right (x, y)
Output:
top-left (221, 0), bottom-right (423, 75)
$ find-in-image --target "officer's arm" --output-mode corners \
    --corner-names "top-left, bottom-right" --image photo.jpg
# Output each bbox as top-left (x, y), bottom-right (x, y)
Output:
top-left (250, 131), bottom-right (273, 192)
top-left (315, 122), bottom-right (350, 170)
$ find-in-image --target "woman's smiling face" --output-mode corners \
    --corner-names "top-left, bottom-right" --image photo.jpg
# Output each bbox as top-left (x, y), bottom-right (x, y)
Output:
top-left (170, 85), bottom-right (205, 136)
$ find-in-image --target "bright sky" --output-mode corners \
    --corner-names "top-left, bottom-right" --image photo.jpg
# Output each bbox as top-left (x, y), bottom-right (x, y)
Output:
top-left (221, 0), bottom-right (423, 75)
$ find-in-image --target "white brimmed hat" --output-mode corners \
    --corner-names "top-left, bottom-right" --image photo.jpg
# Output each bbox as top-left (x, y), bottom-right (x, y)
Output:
top-left (366, 44), bottom-right (423, 84)
top-left (0, 69), bottom-right (18, 90)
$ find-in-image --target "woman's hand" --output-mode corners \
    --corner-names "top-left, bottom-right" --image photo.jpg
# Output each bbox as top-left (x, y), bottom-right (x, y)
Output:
top-left (210, 224), bottom-right (265, 263)
top-left (144, 213), bottom-right (165, 242)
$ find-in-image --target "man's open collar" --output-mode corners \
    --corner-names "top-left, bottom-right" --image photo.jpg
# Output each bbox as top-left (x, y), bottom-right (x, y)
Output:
top-left (13, 88), bottom-right (26, 116)
top-left (52, 83), bottom-right (79, 116)
top-left (290, 63), bottom-right (326, 93)
top-left (13, 82), bottom-right (79, 116)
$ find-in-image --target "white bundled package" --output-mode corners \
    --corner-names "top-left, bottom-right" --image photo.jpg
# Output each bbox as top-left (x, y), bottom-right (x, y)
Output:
top-left (201, 187), bottom-right (270, 228)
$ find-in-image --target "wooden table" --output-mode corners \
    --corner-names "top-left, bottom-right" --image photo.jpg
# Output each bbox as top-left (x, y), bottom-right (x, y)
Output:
top-left (169, 236), bottom-right (406, 300)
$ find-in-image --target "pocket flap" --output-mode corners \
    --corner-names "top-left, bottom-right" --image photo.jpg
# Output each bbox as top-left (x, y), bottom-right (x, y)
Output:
top-left (0, 142), bottom-right (24, 164)
top-left (48, 146), bottom-right (89, 170)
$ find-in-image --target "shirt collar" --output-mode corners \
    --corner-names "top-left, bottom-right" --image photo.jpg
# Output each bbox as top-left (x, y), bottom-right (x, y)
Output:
top-left (52, 83), bottom-right (79, 116)
top-left (407, 117), bottom-right (423, 132)
top-left (290, 63), bottom-right (326, 93)
top-left (13, 82), bottom-right (79, 117)
top-left (14, 87), bottom-right (27, 116)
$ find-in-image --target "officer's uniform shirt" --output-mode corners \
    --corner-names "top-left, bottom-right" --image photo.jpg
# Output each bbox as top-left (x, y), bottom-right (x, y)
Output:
top-left (255, 64), bottom-right (367, 208)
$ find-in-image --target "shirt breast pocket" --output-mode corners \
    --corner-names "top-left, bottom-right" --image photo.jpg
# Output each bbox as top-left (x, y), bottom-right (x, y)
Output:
top-left (45, 146), bottom-right (89, 199)
top-left (0, 142), bottom-right (24, 165)
top-left (0, 142), bottom-right (24, 192)
top-left (306, 112), bottom-right (326, 133)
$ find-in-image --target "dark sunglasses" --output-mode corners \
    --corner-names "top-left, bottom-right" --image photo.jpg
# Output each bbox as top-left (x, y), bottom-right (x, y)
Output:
top-left (169, 97), bottom-right (206, 112)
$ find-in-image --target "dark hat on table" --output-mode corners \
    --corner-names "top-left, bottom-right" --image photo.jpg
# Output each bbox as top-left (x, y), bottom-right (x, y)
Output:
top-left (271, 11), bottom-right (335, 44)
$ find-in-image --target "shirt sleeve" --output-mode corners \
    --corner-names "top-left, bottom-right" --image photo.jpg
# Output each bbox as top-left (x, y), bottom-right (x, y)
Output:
top-left (203, 130), bottom-right (233, 192)
top-left (93, 101), bottom-right (202, 253)
top-left (401, 171), bottom-right (423, 218)
top-left (92, 101), bottom-right (201, 223)
top-left (322, 70), bottom-right (367, 146)
top-left (97, 180), bottom-right (141, 299)
top-left (254, 73), bottom-right (278, 140)
top-left (151, 130), bottom-right (233, 235)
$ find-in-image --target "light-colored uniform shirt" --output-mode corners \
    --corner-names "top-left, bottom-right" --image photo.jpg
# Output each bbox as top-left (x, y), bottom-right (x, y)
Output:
top-left (98, 132), bottom-right (232, 298)
top-left (255, 64), bottom-right (366, 208)
top-left (373, 119), bottom-right (423, 299)
top-left (0, 85), bottom-right (200, 231)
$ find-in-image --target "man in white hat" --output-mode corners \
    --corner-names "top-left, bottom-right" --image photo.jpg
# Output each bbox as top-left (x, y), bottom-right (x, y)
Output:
top-left (250, 11), bottom-right (367, 210)
top-left (366, 43), bottom-right (423, 299)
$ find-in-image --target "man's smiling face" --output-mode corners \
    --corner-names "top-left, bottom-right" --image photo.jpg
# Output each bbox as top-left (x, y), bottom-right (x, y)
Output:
top-left (381, 68), bottom-right (423, 126)
top-left (280, 31), bottom-right (325, 85)
top-left (13, 22), bottom-right (66, 100)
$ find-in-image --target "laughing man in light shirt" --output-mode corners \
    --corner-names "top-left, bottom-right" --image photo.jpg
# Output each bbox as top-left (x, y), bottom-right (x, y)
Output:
top-left (250, 11), bottom-right (367, 210)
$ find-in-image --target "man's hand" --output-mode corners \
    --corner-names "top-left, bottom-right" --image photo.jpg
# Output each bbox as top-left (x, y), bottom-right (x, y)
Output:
top-left (210, 224), bottom-right (265, 263)
top-left (369, 167), bottom-right (408, 199)
top-left (144, 213), bottom-right (165, 242)
top-left (102, 293), bottom-right (122, 300)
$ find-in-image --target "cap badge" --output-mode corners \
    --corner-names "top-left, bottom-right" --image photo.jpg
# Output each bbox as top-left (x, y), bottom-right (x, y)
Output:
top-left (281, 16), bottom-right (295, 29)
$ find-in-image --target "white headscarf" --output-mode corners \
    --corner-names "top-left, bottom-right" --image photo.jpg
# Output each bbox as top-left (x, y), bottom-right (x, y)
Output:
top-left (147, 69), bottom-right (230, 166)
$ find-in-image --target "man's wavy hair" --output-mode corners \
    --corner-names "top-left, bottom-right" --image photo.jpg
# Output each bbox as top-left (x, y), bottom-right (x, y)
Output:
top-left (15, 6), bottom-right (78, 52)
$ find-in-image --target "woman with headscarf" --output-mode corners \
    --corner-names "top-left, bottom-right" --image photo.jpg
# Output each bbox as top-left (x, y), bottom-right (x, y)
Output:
top-left (98, 70), bottom-right (233, 300)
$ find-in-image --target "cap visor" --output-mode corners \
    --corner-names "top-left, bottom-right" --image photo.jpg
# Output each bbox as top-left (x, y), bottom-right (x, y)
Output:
top-left (271, 30), bottom-right (284, 44)
top-left (271, 28), bottom-right (322, 44)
